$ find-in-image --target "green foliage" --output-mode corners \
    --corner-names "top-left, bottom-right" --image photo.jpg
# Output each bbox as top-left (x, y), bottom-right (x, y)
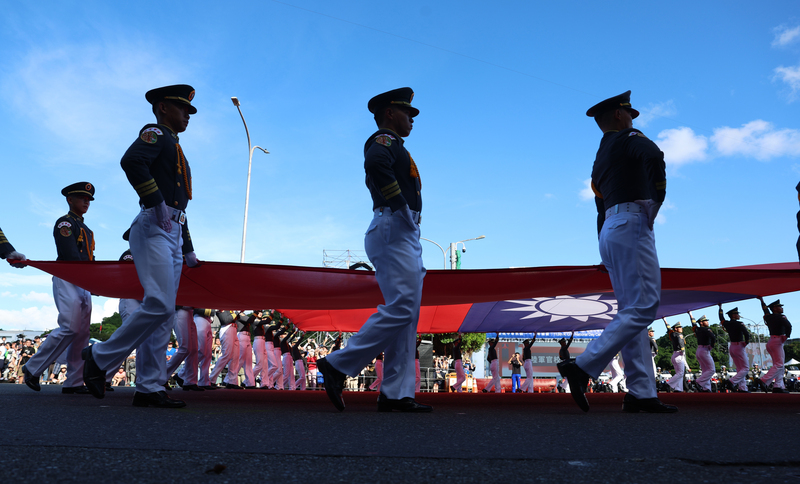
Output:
top-left (785, 340), bottom-right (800, 362)
top-left (433, 333), bottom-right (486, 356)
top-left (90, 312), bottom-right (123, 342)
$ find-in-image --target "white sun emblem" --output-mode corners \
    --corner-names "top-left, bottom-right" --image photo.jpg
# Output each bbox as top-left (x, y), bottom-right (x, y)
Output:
top-left (502, 294), bottom-right (618, 322)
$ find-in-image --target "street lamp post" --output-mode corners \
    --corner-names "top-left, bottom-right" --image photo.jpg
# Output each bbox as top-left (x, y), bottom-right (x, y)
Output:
top-left (231, 97), bottom-right (269, 263)
top-left (420, 237), bottom-right (447, 269)
top-left (449, 235), bottom-right (486, 269)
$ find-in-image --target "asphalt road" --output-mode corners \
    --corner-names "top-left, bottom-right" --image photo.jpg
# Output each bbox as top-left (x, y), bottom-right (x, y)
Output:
top-left (1, 384), bottom-right (798, 483)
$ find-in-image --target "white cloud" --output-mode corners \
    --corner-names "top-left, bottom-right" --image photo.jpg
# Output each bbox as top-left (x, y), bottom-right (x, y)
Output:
top-left (0, 41), bottom-right (191, 164)
top-left (579, 178), bottom-right (594, 201)
top-left (92, 298), bottom-right (120, 325)
top-left (19, 291), bottom-right (53, 303)
top-left (772, 25), bottom-right (800, 47)
top-left (710, 120), bottom-right (800, 161)
top-left (0, 272), bottom-right (53, 288)
top-left (0, 305), bottom-right (58, 331)
top-left (636, 100), bottom-right (677, 127)
top-left (773, 64), bottom-right (800, 102)
top-left (656, 127), bottom-right (709, 167)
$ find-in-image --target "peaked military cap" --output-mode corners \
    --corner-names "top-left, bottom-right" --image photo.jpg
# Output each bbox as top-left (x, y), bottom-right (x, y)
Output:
top-left (145, 84), bottom-right (197, 114)
top-left (368, 87), bottom-right (419, 117)
top-left (122, 228), bottom-right (131, 241)
top-left (696, 315), bottom-right (709, 323)
top-left (648, 327), bottom-right (654, 332)
top-left (768, 299), bottom-right (783, 308)
top-left (61, 182), bottom-right (95, 201)
top-left (671, 322), bottom-right (682, 329)
top-left (586, 90), bottom-right (640, 119)
top-left (726, 307), bottom-right (739, 315)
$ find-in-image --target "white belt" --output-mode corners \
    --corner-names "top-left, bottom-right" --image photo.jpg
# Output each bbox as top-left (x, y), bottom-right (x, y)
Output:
top-left (141, 205), bottom-right (186, 225)
top-left (239, 331), bottom-right (250, 336)
top-left (605, 202), bottom-right (644, 220)
top-left (375, 207), bottom-right (421, 225)
top-left (254, 336), bottom-right (265, 339)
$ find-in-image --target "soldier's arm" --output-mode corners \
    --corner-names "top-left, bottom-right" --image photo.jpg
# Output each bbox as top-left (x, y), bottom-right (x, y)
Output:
top-left (718, 305), bottom-right (725, 324)
top-left (120, 130), bottom-right (166, 208)
top-left (758, 297), bottom-right (769, 316)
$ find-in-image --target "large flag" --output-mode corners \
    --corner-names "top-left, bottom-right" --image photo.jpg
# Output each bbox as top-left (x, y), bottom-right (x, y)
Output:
top-left (20, 260), bottom-right (800, 333)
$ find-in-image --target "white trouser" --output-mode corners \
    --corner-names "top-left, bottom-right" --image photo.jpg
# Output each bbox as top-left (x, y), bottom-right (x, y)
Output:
top-left (282, 352), bottom-right (295, 390)
top-left (668, 350), bottom-right (686, 391)
top-left (166, 309), bottom-right (198, 385)
top-left (210, 324), bottom-right (240, 385)
top-left (729, 342), bottom-right (749, 391)
top-left (651, 351), bottom-right (658, 379)
top-left (369, 360), bottom-right (384, 391)
top-left (522, 359), bottom-right (534, 392)
top-left (295, 359), bottom-right (306, 390)
top-left (193, 315), bottom-right (213, 386)
top-left (272, 348), bottom-right (284, 389)
top-left (762, 336), bottom-right (786, 389)
top-left (252, 337), bottom-right (267, 386)
top-left (325, 208), bottom-right (425, 400)
top-left (560, 377), bottom-right (571, 393)
top-left (238, 333), bottom-right (254, 387)
top-left (485, 359), bottom-right (501, 393)
top-left (696, 345), bottom-right (714, 391)
top-left (105, 299), bottom-right (139, 383)
top-left (576, 212), bottom-right (660, 400)
top-left (415, 359), bottom-right (421, 393)
top-left (26, 277), bottom-right (91, 388)
top-left (453, 359), bottom-right (466, 392)
top-left (92, 209), bottom-right (183, 374)
top-left (609, 355), bottom-right (626, 393)
top-left (264, 341), bottom-right (277, 387)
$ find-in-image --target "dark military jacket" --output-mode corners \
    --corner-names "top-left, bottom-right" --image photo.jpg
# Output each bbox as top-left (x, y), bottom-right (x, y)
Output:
top-left (719, 308), bottom-right (750, 344)
top-left (452, 340), bottom-right (462, 361)
top-left (669, 331), bottom-right (685, 351)
top-left (591, 128), bottom-right (667, 234)
top-left (120, 123), bottom-right (194, 254)
top-left (695, 326), bottom-right (716, 346)
top-left (236, 313), bottom-right (251, 333)
top-left (364, 129), bottom-right (421, 213)
top-left (765, 314), bottom-right (792, 338)
top-left (54, 211), bottom-right (94, 261)
top-left (0, 227), bottom-right (16, 259)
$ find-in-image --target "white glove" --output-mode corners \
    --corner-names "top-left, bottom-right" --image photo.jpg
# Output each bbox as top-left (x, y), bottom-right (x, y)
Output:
top-left (184, 251), bottom-right (200, 268)
top-left (634, 199), bottom-right (661, 230)
top-left (153, 201), bottom-right (172, 232)
top-left (6, 250), bottom-right (26, 268)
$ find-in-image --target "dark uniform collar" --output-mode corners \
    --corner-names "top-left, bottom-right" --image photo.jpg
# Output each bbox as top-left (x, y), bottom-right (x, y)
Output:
top-left (67, 210), bottom-right (84, 222)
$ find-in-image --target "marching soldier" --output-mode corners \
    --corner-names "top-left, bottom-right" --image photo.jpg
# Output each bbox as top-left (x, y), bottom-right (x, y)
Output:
top-left (759, 298), bottom-right (792, 393)
top-left (719, 305), bottom-right (750, 392)
top-left (690, 313), bottom-right (716, 392)
top-left (665, 320), bottom-right (689, 392)
top-left (648, 327), bottom-right (658, 379)
top-left (0, 227), bottom-right (26, 267)
top-left (23, 182), bottom-right (95, 394)
top-left (82, 84), bottom-right (200, 408)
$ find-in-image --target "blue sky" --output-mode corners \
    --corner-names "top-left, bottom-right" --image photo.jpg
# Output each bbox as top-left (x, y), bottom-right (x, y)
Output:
top-left (2, 1), bottom-right (800, 336)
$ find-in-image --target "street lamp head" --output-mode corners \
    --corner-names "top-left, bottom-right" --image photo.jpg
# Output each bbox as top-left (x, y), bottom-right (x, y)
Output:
top-left (476, 235), bottom-right (486, 240)
top-left (231, 97), bottom-right (240, 107)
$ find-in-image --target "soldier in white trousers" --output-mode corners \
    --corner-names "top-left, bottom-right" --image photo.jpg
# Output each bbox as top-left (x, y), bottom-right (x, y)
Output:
top-left (209, 311), bottom-right (242, 389)
top-left (759, 298), bottom-right (792, 393)
top-left (665, 321), bottom-right (688, 392)
top-left (451, 335), bottom-right (466, 393)
top-left (271, 326), bottom-right (287, 390)
top-left (609, 353), bottom-right (627, 393)
top-left (483, 334), bottom-right (501, 393)
top-left (251, 312), bottom-right (268, 388)
top-left (23, 183), bottom-right (96, 394)
top-left (690, 313), bottom-right (715, 392)
top-left (167, 306), bottom-right (201, 391)
top-left (292, 335), bottom-right (306, 390)
top-left (521, 336), bottom-right (536, 393)
top-left (369, 353), bottom-right (384, 391)
top-left (719, 305), bottom-right (750, 392)
top-left (236, 312), bottom-right (255, 388)
top-left (414, 336), bottom-right (422, 393)
top-left (191, 308), bottom-right (215, 389)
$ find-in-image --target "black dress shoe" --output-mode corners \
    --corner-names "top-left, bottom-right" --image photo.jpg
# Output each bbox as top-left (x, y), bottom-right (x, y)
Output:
top-left (317, 357), bottom-right (347, 411)
top-left (181, 384), bottom-right (205, 391)
top-left (773, 388), bottom-right (790, 394)
top-left (622, 394), bottom-right (678, 413)
top-left (557, 359), bottom-right (590, 412)
top-left (81, 346), bottom-right (105, 399)
top-left (62, 385), bottom-right (91, 395)
top-left (245, 386), bottom-right (259, 389)
top-left (200, 385), bottom-right (219, 390)
top-left (22, 365), bottom-right (40, 392)
top-left (225, 383), bottom-right (243, 389)
top-left (132, 391), bottom-right (186, 408)
top-left (105, 382), bottom-right (115, 392)
top-left (174, 374), bottom-right (184, 388)
top-left (377, 393), bottom-right (433, 412)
